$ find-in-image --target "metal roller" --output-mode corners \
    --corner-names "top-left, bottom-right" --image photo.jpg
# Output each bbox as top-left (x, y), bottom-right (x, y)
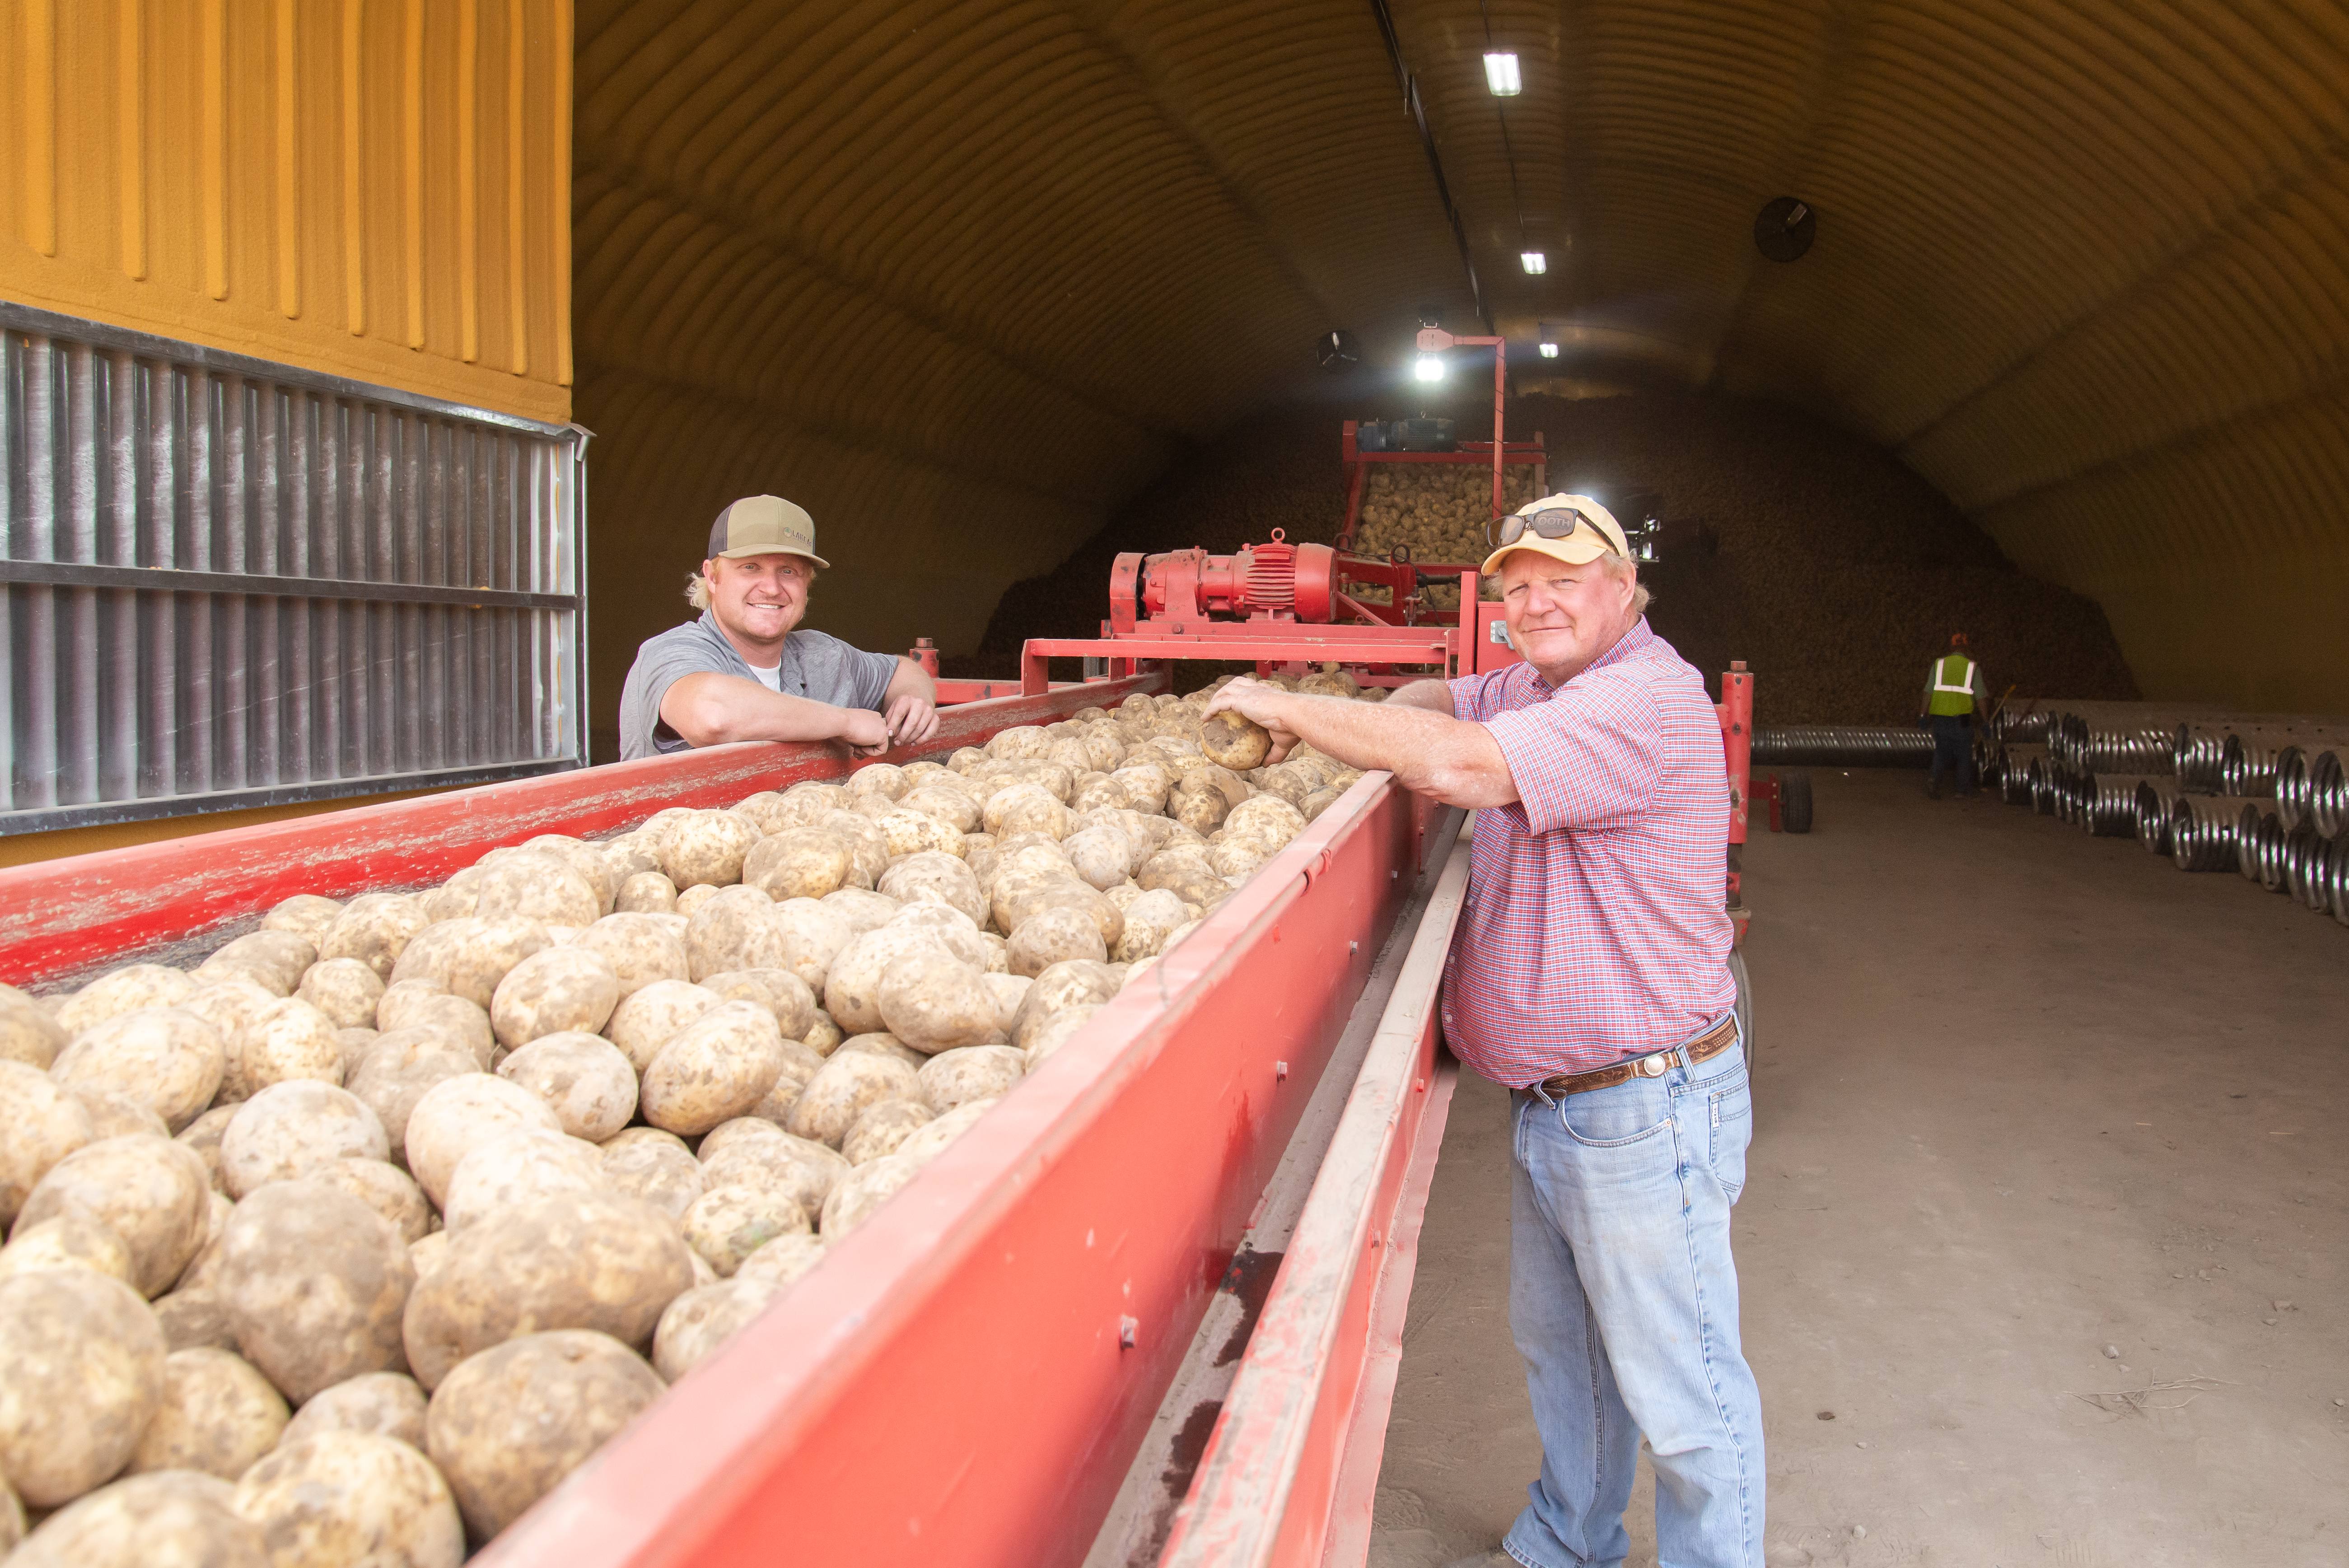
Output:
top-left (2168, 794), bottom-right (2256, 872)
top-left (2134, 779), bottom-right (2181, 855)
top-left (1750, 726), bottom-right (1934, 766)
top-left (2081, 775), bottom-right (2153, 837)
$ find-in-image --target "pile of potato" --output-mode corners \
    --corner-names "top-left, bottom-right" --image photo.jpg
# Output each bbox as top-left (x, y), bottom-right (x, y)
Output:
top-left (0, 678), bottom-right (1381, 1564)
top-left (1350, 465), bottom-right (1537, 609)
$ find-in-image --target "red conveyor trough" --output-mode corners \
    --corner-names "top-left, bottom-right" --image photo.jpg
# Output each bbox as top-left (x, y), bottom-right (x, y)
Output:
top-left (0, 673), bottom-right (1476, 1568)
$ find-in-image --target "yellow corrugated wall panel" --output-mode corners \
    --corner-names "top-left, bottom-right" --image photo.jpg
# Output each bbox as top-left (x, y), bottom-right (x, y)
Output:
top-left (0, 0), bottom-right (571, 423)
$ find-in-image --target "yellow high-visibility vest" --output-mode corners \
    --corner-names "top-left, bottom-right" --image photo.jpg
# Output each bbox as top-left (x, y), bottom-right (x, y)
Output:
top-left (1928, 653), bottom-right (1976, 716)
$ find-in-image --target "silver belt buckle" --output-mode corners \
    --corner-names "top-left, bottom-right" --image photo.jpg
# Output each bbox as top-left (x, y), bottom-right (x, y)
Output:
top-left (1635, 1052), bottom-right (1670, 1078)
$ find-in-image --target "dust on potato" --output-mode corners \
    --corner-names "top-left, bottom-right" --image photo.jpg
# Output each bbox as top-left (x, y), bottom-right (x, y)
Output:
top-left (615, 870), bottom-right (679, 913)
top-left (472, 851), bottom-right (601, 930)
top-left (743, 827), bottom-right (855, 903)
top-left (602, 978), bottom-right (720, 1073)
top-left (681, 1183), bottom-right (811, 1276)
top-left (401, 1073), bottom-right (564, 1210)
top-left (400, 1189), bottom-right (694, 1390)
top-left (17, 1135), bottom-right (212, 1298)
top-left (347, 1031), bottom-right (480, 1157)
top-left (296, 958), bottom-right (387, 1031)
top-left (0, 1268), bottom-right (167, 1508)
top-left (699, 1132), bottom-right (849, 1221)
top-left (489, 945), bottom-right (621, 1050)
top-left (425, 1329), bottom-right (666, 1542)
top-left (375, 986), bottom-right (496, 1066)
top-left (218, 997), bottom-right (344, 1104)
top-left (0, 1059), bottom-right (93, 1226)
top-left (841, 1099), bottom-right (934, 1165)
top-left (317, 894), bottom-right (430, 980)
top-left (598, 1128), bottom-right (706, 1218)
top-left (698, 967), bottom-right (819, 1041)
top-left (683, 886), bottom-right (792, 980)
top-left (310, 1156), bottom-right (435, 1244)
top-left (659, 809), bottom-right (762, 890)
top-left (8, 1470), bottom-right (264, 1568)
top-left (496, 1031), bottom-right (638, 1141)
top-left (916, 1045), bottom-right (1026, 1115)
top-left (440, 1127), bottom-right (607, 1232)
top-left (570, 913), bottom-right (690, 999)
top-left (0, 1211), bottom-right (135, 1288)
top-left (216, 1180), bottom-right (415, 1404)
top-left (877, 851), bottom-right (987, 925)
top-left (217, 1083), bottom-right (389, 1198)
top-left (784, 1050), bottom-right (922, 1148)
top-left (127, 1347), bottom-right (289, 1480)
top-left (56, 963), bottom-right (198, 1036)
top-left (231, 1430), bottom-right (463, 1567)
top-left (872, 948), bottom-right (996, 1053)
top-left (640, 1001), bottom-right (788, 1137)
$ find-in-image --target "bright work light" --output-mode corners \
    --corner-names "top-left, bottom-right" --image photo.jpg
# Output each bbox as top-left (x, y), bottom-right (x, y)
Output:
top-left (1413, 353), bottom-right (1445, 382)
top-left (1483, 52), bottom-right (1522, 96)
top-left (1538, 342), bottom-right (1560, 359)
top-left (1521, 252), bottom-right (1546, 275)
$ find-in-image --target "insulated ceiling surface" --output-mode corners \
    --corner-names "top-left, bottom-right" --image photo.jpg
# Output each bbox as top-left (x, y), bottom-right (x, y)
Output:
top-left (576, 0), bottom-right (2349, 719)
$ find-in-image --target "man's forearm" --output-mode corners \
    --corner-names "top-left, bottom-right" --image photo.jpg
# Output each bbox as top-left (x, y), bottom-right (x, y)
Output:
top-left (660, 673), bottom-right (859, 747)
top-left (1254, 690), bottom-right (1517, 808)
top-left (884, 656), bottom-right (937, 707)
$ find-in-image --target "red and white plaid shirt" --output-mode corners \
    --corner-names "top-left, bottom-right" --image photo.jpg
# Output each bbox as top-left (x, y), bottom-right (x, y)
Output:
top-left (1439, 618), bottom-right (1737, 1086)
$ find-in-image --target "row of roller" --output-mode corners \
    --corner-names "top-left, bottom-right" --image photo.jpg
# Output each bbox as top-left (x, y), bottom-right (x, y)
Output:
top-left (1980, 703), bottom-right (2349, 927)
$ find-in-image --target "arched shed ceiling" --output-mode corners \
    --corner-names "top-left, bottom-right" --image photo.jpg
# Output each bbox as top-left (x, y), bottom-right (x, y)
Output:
top-left (575, 0), bottom-right (2349, 736)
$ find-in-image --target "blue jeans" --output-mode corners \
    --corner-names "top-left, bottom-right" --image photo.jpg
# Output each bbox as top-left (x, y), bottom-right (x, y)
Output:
top-left (1927, 715), bottom-right (1975, 795)
top-left (1502, 1029), bottom-right (1764, 1568)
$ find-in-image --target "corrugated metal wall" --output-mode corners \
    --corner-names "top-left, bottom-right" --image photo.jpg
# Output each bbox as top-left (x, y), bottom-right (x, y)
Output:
top-left (0, 303), bottom-right (587, 833)
top-left (0, 0), bottom-right (571, 426)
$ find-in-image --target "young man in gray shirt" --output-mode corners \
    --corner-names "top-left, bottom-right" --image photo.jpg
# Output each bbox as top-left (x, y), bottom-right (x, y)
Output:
top-left (616, 495), bottom-right (940, 762)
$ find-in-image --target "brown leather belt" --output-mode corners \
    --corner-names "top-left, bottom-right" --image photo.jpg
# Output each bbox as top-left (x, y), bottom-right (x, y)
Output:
top-left (1534, 1013), bottom-right (1741, 1101)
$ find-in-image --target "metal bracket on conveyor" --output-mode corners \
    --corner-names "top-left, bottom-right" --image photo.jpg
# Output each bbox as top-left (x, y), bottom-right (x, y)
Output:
top-left (1082, 809), bottom-right (1474, 1568)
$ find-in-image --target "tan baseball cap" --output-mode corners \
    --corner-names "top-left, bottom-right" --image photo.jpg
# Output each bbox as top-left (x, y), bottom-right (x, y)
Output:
top-left (1480, 493), bottom-right (1630, 575)
top-left (707, 495), bottom-right (830, 569)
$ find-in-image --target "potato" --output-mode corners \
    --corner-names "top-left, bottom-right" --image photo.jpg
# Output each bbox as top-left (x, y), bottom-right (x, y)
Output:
top-left (749, 897), bottom-right (846, 997)
top-left (743, 827), bottom-right (854, 903)
top-left (978, 973), bottom-right (1033, 1035)
top-left (735, 1232), bottom-right (827, 1293)
top-left (155, 1288), bottom-right (241, 1353)
top-left (68, 1082), bottom-right (172, 1141)
top-left (875, 949), bottom-right (998, 1052)
top-left (10, 1470), bottom-right (265, 1568)
top-left (1136, 848), bottom-right (1226, 907)
top-left (490, 946), bottom-right (621, 1050)
top-left (425, 1330), bottom-right (665, 1541)
top-left (472, 851), bottom-right (600, 931)
top-left (0, 1269), bottom-right (166, 1506)
top-left (17, 1135), bottom-right (211, 1297)
top-left (128, 1348), bottom-right (288, 1480)
top-left (1299, 785), bottom-right (1346, 821)
top-left (1024, 1003), bottom-right (1103, 1067)
top-left (615, 869), bottom-right (679, 913)
top-left (174, 1191), bottom-right (234, 1293)
top-left (179, 978), bottom-right (285, 1054)
top-left (696, 1116), bottom-right (789, 1162)
top-left (571, 912), bottom-right (690, 999)
top-left (840, 1032), bottom-right (929, 1071)
top-left (261, 891), bottom-right (345, 943)
top-left (316, 894), bottom-right (429, 981)
top-left (347, 1032), bottom-right (480, 1156)
top-left (817, 1151), bottom-right (921, 1237)
top-left (50, 1007), bottom-right (224, 1131)
top-left (417, 916), bottom-right (555, 1014)
top-left (901, 783), bottom-right (982, 834)
top-left (803, 1009), bottom-right (845, 1055)
top-left (522, 835), bottom-right (618, 917)
top-left (442, 1127), bottom-right (606, 1232)
top-left (400, 1190), bottom-right (693, 1389)
top-left (841, 1098), bottom-right (934, 1165)
top-left (660, 809), bottom-right (762, 889)
top-left (232, 1431), bottom-right (463, 1568)
top-left (917, 1045), bottom-right (1025, 1115)
top-left (652, 1277), bottom-right (775, 1382)
top-left (877, 808), bottom-right (967, 861)
top-left (1007, 905), bottom-right (1109, 976)
top-left (220, 996), bottom-right (344, 1103)
top-left (640, 1001), bottom-right (788, 1137)
top-left (197, 931), bottom-right (317, 996)
top-left (1061, 826), bottom-right (1133, 891)
top-left (700, 1132), bottom-right (850, 1218)
top-left (295, 958), bottom-right (386, 1031)
top-left (0, 1059), bottom-right (93, 1225)
top-left (1112, 887), bottom-right (1193, 961)
top-left (981, 781), bottom-right (1071, 841)
top-left (408, 1232), bottom-right (451, 1280)
top-left (771, 782), bottom-right (847, 828)
top-left (0, 985), bottom-right (68, 1069)
top-left (698, 967), bottom-right (819, 1041)
top-left (402, 1073), bottom-right (564, 1210)
top-left (56, 963), bottom-right (197, 1036)
top-left (681, 1184), bottom-right (811, 1276)
top-left (496, 1032), bottom-right (638, 1141)
top-left (0, 1211), bottom-right (135, 1287)
top-left (375, 987), bottom-right (495, 1067)
top-left (418, 876), bottom-right (481, 925)
top-left (1014, 877), bottom-right (1125, 954)
top-left (333, 1028), bottom-right (378, 1081)
top-left (602, 978), bottom-right (720, 1072)
top-left (784, 1050), bottom-right (921, 1148)
top-left (218, 1083), bottom-right (389, 1199)
top-left (824, 925), bottom-right (958, 1035)
top-left (216, 1181), bottom-right (413, 1403)
top-left (683, 886), bottom-right (791, 980)
top-left (877, 850), bottom-right (987, 926)
top-left (277, 1371), bottom-right (428, 1451)
top-left (1199, 709), bottom-right (1272, 770)
top-left (598, 1129), bottom-right (705, 1218)
top-left (310, 1157), bottom-right (434, 1244)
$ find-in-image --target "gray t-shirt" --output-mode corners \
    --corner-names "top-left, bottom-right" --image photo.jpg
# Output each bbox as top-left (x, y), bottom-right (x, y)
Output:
top-left (617, 613), bottom-right (898, 761)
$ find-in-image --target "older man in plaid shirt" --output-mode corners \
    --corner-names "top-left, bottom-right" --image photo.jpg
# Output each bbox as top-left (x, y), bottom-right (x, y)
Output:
top-left (1205, 495), bottom-right (1762, 1568)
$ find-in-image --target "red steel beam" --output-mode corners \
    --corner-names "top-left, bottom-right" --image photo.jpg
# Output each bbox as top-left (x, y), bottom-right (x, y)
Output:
top-left (0, 674), bottom-right (1164, 986)
top-left (484, 774), bottom-right (1447, 1568)
top-left (1023, 635), bottom-right (1457, 695)
top-left (1157, 821), bottom-right (1475, 1568)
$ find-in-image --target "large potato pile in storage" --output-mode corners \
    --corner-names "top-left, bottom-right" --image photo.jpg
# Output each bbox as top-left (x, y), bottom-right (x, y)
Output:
top-left (0, 678), bottom-right (1379, 1562)
top-left (1349, 465), bottom-right (1538, 610)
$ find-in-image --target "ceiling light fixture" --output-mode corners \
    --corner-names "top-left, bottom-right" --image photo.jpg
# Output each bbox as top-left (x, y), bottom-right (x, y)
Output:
top-left (1521, 251), bottom-right (1546, 275)
top-left (1483, 51), bottom-right (1522, 96)
top-left (1413, 353), bottom-right (1446, 382)
top-left (1538, 341), bottom-right (1560, 359)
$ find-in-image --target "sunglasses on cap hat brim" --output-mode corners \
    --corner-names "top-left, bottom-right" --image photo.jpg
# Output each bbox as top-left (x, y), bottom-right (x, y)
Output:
top-left (1487, 505), bottom-right (1624, 557)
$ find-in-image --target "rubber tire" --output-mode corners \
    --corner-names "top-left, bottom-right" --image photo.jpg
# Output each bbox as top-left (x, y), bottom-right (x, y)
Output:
top-left (1779, 770), bottom-right (1814, 834)
top-left (1729, 948), bottom-right (1754, 1078)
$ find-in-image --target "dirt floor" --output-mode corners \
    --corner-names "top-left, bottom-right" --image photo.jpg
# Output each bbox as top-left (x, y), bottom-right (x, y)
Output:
top-left (1368, 767), bottom-right (2349, 1568)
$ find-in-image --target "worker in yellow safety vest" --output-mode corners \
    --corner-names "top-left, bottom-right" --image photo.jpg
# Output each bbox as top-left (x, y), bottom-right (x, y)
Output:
top-left (1920, 632), bottom-right (1989, 798)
